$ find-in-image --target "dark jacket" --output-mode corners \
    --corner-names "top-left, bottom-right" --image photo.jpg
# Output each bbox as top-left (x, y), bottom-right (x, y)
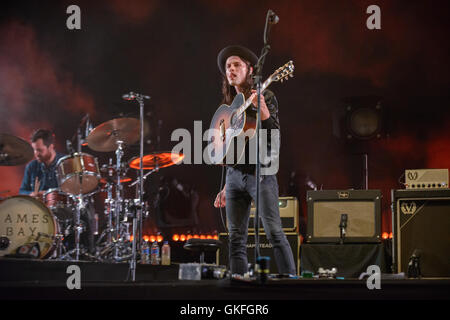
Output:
top-left (233, 89), bottom-right (280, 174)
top-left (19, 152), bottom-right (66, 195)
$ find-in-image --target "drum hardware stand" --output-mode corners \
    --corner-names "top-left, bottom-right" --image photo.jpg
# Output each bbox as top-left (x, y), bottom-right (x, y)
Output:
top-left (54, 234), bottom-right (66, 258)
top-left (123, 91), bottom-right (150, 281)
top-left (59, 193), bottom-right (85, 261)
top-left (58, 115), bottom-right (93, 261)
top-left (105, 181), bottom-right (114, 245)
top-left (129, 166), bottom-right (159, 187)
top-left (114, 140), bottom-right (125, 260)
top-left (48, 233), bottom-right (67, 260)
top-left (94, 145), bottom-right (135, 263)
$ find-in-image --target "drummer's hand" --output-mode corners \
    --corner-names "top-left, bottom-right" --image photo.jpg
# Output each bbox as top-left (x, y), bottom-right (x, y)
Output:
top-left (214, 189), bottom-right (226, 208)
top-left (30, 191), bottom-right (44, 198)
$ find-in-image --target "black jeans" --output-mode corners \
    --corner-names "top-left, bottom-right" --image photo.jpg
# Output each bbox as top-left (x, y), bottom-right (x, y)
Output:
top-left (225, 167), bottom-right (296, 275)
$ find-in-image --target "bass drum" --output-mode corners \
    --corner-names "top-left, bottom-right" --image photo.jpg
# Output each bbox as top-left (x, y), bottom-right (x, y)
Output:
top-left (0, 195), bottom-right (58, 258)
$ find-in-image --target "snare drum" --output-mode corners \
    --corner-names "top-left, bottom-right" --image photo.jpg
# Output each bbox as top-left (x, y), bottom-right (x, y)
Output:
top-left (0, 195), bottom-right (58, 258)
top-left (43, 188), bottom-right (74, 220)
top-left (56, 153), bottom-right (100, 195)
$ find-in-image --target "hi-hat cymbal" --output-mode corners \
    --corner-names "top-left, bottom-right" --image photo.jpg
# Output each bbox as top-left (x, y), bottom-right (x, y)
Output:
top-left (86, 118), bottom-right (144, 152)
top-left (100, 176), bottom-right (132, 184)
top-left (129, 151), bottom-right (184, 170)
top-left (0, 133), bottom-right (34, 166)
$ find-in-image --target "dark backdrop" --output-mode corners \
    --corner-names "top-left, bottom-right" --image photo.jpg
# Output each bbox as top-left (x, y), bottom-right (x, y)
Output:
top-left (1, 0), bottom-right (449, 237)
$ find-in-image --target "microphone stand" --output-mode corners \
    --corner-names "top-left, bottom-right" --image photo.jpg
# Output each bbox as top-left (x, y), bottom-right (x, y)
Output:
top-left (253, 10), bottom-right (275, 278)
top-left (123, 92), bottom-right (149, 282)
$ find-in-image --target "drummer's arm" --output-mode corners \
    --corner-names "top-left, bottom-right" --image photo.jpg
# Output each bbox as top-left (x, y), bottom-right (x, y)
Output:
top-left (19, 163), bottom-right (33, 195)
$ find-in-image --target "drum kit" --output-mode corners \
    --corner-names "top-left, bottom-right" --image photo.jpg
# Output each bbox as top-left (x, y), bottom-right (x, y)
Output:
top-left (0, 116), bottom-right (184, 264)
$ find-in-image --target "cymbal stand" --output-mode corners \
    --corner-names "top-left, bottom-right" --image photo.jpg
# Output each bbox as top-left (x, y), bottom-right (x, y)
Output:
top-left (95, 159), bottom-right (115, 252)
top-left (129, 166), bottom-right (159, 187)
top-left (74, 194), bottom-right (84, 261)
top-left (113, 140), bottom-right (125, 260)
top-left (105, 182), bottom-right (114, 244)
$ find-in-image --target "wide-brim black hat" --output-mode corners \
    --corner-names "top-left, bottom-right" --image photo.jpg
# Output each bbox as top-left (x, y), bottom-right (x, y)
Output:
top-left (217, 45), bottom-right (258, 76)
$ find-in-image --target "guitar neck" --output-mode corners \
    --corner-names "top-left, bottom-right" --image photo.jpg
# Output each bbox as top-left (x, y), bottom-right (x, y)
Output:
top-left (237, 77), bottom-right (273, 117)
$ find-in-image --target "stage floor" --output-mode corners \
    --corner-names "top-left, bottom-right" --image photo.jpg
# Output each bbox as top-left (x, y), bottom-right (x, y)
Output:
top-left (1, 258), bottom-right (449, 301)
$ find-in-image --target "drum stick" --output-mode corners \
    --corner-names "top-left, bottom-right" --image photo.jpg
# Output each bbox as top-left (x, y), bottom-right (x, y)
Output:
top-left (34, 177), bottom-right (40, 194)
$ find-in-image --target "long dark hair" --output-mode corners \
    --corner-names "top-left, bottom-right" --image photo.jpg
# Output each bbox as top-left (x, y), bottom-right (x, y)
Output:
top-left (221, 58), bottom-right (254, 105)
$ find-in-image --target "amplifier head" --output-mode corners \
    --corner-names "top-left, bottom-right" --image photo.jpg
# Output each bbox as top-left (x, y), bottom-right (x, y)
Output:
top-left (405, 169), bottom-right (448, 189)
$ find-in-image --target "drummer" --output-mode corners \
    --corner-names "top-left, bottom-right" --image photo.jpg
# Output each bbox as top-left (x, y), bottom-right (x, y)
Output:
top-left (19, 129), bottom-right (66, 197)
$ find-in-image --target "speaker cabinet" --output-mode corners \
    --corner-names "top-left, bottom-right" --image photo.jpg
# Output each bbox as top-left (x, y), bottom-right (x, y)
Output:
top-left (392, 189), bottom-right (450, 277)
top-left (306, 190), bottom-right (382, 243)
top-left (217, 232), bottom-right (300, 275)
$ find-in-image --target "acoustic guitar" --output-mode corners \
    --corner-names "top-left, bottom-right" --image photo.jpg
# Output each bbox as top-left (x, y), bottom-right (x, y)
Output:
top-left (206, 61), bottom-right (294, 166)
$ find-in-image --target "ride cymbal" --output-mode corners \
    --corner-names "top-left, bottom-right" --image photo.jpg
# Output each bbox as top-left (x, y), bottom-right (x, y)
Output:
top-left (86, 118), bottom-right (145, 152)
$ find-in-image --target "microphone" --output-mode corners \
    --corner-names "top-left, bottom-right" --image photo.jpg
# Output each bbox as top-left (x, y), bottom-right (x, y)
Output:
top-left (122, 92), bottom-right (136, 100)
top-left (268, 10), bottom-right (279, 24)
top-left (339, 213), bottom-right (348, 244)
top-left (122, 92), bottom-right (151, 101)
top-left (408, 248), bottom-right (422, 278)
top-left (411, 249), bottom-right (422, 259)
top-left (339, 214), bottom-right (348, 232)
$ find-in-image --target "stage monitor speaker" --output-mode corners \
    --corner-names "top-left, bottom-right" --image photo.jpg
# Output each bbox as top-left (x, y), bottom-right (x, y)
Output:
top-left (306, 190), bottom-right (382, 243)
top-left (392, 189), bottom-right (450, 277)
top-left (217, 232), bottom-right (300, 275)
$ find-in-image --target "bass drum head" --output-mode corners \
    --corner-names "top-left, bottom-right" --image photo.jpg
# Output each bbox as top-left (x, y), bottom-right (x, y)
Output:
top-left (0, 196), bottom-right (57, 258)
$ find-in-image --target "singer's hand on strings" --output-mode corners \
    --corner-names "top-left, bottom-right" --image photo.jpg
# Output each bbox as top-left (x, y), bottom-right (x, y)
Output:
top-left (250, 90), bottom-right (270, 120)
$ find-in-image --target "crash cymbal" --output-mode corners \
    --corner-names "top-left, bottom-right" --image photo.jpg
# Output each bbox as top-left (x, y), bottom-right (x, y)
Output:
top-left (0, 133), bottom-right (34, 166)
top-left (129, 151), bottom-right (184, 170)
top-left (86, 118), bottom-right (145, 152)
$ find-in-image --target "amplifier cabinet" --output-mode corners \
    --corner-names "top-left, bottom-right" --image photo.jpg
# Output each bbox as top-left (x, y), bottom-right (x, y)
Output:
top-left (226, 196), bottom-right (299, 232)
top-left (306, 190), bottom-right (382, 243)
top-left (392, 189), bottom-right (450, 277)
top-left (217, 232), bottom-right (300, 275)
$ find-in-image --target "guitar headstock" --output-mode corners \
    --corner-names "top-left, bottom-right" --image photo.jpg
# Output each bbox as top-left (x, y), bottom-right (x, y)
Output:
top-left (271, 60), bottom-right (294, 83)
